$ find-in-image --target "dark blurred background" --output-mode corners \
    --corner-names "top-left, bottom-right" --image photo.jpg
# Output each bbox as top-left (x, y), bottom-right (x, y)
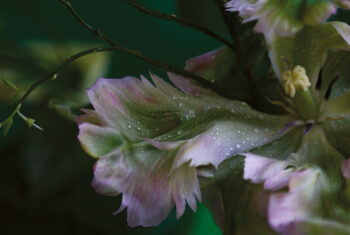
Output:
top-left (0, 0), bottom-right (224, 234)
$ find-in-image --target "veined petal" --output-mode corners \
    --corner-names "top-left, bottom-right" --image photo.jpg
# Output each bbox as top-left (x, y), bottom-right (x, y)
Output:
top-left (167, 72), bottom-right (219, 97)
top-left (242, 153), bottom-right (289, 187)
top-left (268, 167), bottom-right (327, 232)
top-left (185, 47), bottom-right (235, 83)
top-left (92, 145), bottom-right (175, 227)
top-left (78, 123), bottom-right (123, 158)
top-left (171, 115), bottom-right (291, 170)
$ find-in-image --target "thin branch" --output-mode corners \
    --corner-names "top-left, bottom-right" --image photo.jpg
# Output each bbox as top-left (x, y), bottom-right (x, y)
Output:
top-left (213, 0), bottom-right (262, 109)
top-left (18, 47), bottom-right (113, 104)
top-left (213, 0), bottom-right (238, 51)
top-left (125, 0), bottom-right (235, 51)
top-left (58, 0), bottom-right (216, 89)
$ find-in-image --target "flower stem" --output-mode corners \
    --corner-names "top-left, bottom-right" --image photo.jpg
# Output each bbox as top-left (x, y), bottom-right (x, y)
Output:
top-left (293, 90), bottom-right (318, 120)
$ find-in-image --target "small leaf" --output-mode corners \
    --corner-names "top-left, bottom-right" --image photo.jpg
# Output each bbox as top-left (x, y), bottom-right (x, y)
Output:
top-left (48, 99), bottom-right (86, 121)
top-left (1, 77), bottom-right (24, 92)
top-left (3, 118), bottom-right (13, 136)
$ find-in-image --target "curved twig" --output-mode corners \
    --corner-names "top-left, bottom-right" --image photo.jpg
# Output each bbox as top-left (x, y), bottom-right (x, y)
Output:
top-left (126, 0), bottom-right (234, 50)
top-left (58, 0), bottom-right (216, 89)
top-left (213, 0), bottom-right (262, 109)
top-left (18, 47), bottom-right (112, 104)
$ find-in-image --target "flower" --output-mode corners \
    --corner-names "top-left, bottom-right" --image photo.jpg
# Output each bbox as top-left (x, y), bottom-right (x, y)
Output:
top-left (226, 0), bottom-right (350, 36)
top-left (282, 65), bottom-right (311, 98)
top-left (76, 72), bottom-right (292, 227)
top-left (241, 125), bottom-right (350, 234)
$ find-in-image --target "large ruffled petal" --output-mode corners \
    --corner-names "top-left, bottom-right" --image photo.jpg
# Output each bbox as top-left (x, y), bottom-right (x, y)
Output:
top-left (77, 73), bottom-right (294, 227)
top-left (92, 145), bottom-right (175, 227)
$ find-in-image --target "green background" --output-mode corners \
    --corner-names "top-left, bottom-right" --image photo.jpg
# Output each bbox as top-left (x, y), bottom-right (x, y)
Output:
top-left (0, 0), bottom-right (223, 234)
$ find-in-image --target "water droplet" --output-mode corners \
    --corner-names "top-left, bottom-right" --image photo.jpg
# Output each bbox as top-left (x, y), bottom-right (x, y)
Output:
top-left (128, 125), bottom-right (132, 129)
top-left (254, 128), bottom-right (260, 133)
top-left (179, 103), bottom-right (184, 107)
top-left (237, 130), bottom-right (241, 134)
top-left (236, 144), bottom-right (241, 149)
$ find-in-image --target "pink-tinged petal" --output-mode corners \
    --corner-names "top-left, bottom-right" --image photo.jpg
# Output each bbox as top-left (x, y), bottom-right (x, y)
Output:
top-left (85, 76), bottom-right (181, 141)
top-left (92, 150), bottom-right (174, 227)
top-left (167, 72), bottom-right (218, 97)
top-left (170, 164), bottom-right (201, 219)
top-left (75, 109), bottom-right (105, 126)
top-left (143, 138), bottom-right (184, 150)
top-left (78, 123), bottom-right (123, 158)
top-left (338, 0), bottom-right (350, 9)
top-left (242, 153), bottom-right (289, 186)
top-left (268, 168), bottom-right (325, 232)
top-left (184, 47), bottom-right (235, 83)
top-left (185, 48), bottom-right (221, 73)
top-left (341, 159), bottom-right (350, 179)
top-left (264, 168), bottom-right (293, 190)
top-left (172, 118), bottom-right (292, 170)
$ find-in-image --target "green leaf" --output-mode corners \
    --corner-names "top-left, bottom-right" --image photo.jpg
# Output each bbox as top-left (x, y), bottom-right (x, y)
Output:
top-left (290, 218), bottom-right (350, 234)
top-left (319, 50), bottom-right (350, 99)
top-left (1, 77), bottom-right (25, 92)
top-left (48, 99), bottom-right (88, 121)
top-left (3, 118), bottom-right (13, 136)
top-left (322, 117), bottom-right (350, 156)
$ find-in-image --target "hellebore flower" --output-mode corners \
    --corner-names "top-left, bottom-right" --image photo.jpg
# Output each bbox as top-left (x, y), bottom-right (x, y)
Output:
top-left (76, 73), bottom-right (292, 227)
top-left (226, 0), bottom-right (350, 36)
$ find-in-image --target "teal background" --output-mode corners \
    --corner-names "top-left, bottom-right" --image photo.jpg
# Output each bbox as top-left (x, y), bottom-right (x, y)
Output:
top-left (0, 0), bottom-right (223, 234)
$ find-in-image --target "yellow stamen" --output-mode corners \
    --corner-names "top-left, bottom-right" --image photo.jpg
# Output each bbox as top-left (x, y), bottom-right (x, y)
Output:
top-left (282, 65), bottom-right (311, 98)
